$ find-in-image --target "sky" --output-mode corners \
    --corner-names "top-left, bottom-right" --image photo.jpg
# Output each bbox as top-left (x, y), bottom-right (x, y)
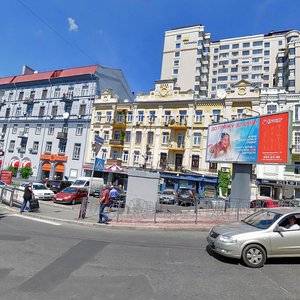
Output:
top-left (1, 0), bottom-right (300, 94)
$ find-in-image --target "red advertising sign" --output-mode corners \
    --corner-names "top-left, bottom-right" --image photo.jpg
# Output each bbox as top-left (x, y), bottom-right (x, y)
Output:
top-left (0, 170), bottom-right (12, 185)
top-left (257, 112), bottom-right (290, 163)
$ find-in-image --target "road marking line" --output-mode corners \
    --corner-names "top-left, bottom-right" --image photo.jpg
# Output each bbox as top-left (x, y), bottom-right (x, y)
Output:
top-left (10, 214), bottom-right (61, 226)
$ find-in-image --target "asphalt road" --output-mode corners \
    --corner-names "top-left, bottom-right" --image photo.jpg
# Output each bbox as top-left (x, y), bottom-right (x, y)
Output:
top-left (0, 209), bottom-right (299, 300)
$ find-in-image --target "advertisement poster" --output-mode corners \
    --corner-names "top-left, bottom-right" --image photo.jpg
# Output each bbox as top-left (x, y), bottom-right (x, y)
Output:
top-left (206, 112), bottom-right (290, 164)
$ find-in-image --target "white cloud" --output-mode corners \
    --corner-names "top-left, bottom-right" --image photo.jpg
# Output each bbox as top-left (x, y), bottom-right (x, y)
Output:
top-left (67, 17), bottom-right (78, 31)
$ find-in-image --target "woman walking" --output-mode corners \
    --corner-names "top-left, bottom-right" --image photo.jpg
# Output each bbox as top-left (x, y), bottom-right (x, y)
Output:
top-left (20, 182), bottom-right (33, 213)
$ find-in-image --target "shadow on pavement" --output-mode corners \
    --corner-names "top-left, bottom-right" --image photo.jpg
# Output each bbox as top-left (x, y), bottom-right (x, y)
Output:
top-left (0, 212), bottom-right (7, 219)
top-left (266, 257), bottom-right (300, 265)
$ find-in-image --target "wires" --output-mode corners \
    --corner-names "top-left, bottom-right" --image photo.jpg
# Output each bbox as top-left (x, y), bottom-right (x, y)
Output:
top-left (16, 0), bottom-right (96, 64)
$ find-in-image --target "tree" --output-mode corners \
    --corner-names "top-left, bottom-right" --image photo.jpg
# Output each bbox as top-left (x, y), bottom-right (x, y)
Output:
top-left (218, 170), bottom-right (231, 197)
top-left (19, 166), bottom-right (33, 179)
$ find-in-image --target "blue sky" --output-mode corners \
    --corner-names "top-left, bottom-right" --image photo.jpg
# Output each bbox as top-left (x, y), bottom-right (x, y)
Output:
top-left (1, 0), bottom-right (300, 94)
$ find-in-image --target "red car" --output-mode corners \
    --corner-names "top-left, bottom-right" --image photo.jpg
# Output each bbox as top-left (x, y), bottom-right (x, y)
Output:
top-left (53, 187), bottom-right (88, 205)
top-left (250, 199), bottom-right (279, 208)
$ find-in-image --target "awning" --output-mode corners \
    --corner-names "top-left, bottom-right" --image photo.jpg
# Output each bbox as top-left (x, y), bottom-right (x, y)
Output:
top-left (104, 163), bottom-right (127, 173)
top-left (21, 160), bottom-right (31, 168)
top-left (42, 162), bottom-right (51, 171)
top-left (55, 163), bottom-right (64, 173)
top-left (9, 159), bottom-right (20, 168)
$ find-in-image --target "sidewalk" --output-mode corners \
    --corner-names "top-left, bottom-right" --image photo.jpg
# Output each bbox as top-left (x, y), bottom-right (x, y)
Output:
top-left (0, 197), bottom-right (231, 231)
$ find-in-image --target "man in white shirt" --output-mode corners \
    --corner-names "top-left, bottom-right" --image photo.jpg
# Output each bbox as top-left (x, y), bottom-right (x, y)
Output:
top-left (285, 216), bottom-right (300, 230)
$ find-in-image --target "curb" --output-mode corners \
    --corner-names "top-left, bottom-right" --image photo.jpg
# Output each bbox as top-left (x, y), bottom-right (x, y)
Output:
top-left (0, 203), bottom-right (211, 232)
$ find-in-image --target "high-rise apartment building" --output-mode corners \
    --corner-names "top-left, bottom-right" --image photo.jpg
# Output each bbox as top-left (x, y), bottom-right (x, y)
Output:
top-left (160, 26), bottom-right (300, 98)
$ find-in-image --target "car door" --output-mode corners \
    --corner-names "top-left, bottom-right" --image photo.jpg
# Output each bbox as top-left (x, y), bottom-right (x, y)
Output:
top-left (269, 217), bottom-right (300, 256)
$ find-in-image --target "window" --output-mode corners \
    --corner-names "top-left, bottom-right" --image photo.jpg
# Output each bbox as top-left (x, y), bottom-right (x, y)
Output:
top-left (214, 48), bottom-right (219, 53)
top-left (289, 80), bottom-right (295, 87)
top-left (12, 124), bottom-right (18, 134)
top-left (176, 34), bottom-right (181, 40)
top-left (39, 106), bottom-right (45, 117)
top-left (122, 150), bottom-right (129, 162)
top-left (33, 141), bottom-right (39, 152)
top-left (195, 110), bottom-right (203, 123)
top-left (278, 40), bottom-right (283, 46)
top-left (237, 109), bottom-right (244, 119)
top-left (175, 43), bottom-right (180, 49)
top-left (253, 49), bottom-right (263, 55)
top-left (26, 104), bottom-right (33, 116)
top-left (2, 124), bottom-right (7, 134)
top-left (8, 92), bottom-right (13, 101)
top-left (5, 108), bottom-right (10, 118)
top-left (253, 41), bottom-right (263, 47)
top-left (252, 57), bottom-right (262, 63)
top-left (29, 90), bottom-right (35, 100)
top-left (164, 111), bottom-right (171, 124)
top-left (82, 85), bottom-right (89, 96)
top-left (96, 112), bottom-right (102, 122)
top-left (48, 125), bottom-right (55, 135)
top-left (58, 142), bottom-right (66, 154)
top-left (54, 88), bottom-right (60, 98)
top-left (243, 42), bottom-right (250, 47)
top-left (290, 58), bottom-right (295, 65)
top-left (35, 124), bottom-right (42, 135)
top-left (135, 131), bottom-right (142, 144)
top-left (231, 75), bottom-right (238, 80)
top-left (220, 45), bottom-right (229, 50)
top-left (106, 111), bottom-right (112, 123)
top-left (264, 42), bottom-right (270, 48)
top-left (289, 48), bottom-right (295, 55)
top-left (162, 133), bottom-right (169, 144)
top-left (191, 155), bottom-right (199, 168)
top-left (231, 67), bottom-right (238, 72)
top-left (8, 140), bottom-right (15, 152)
top-left (76, 124), bottom-right (83, 135)
top-left (231, 59), bottom-right (238, 64)
top-left (173, 69), bottom-right (179, 75)
top-left (174, 51), bottom-right (180, 57)
top-left (242, 66), bottom-right (249, 71)
top-left (137, 111), bottom-right (144, 122)
top-left (101, 149), bottom-right (107, 160)
top-left (219, 60), bottom-right (228, 65)
top-left (251, 74), bottom-right (261, 80)
top-left (114, 130), bottom-right (121, 140)
top-left (218, 76), bottom-right (228, 81)
top-left (264, 50), bottom-right (270, 56)
top-left (294, 132), bottom-right (300, 152)
top-left (51, 106), bottom-right (58, 116)
top-left (174, 60), bottom-right (179, 66)
top-left (127, 111), bottom-right (133, 122)
top-left (104, 131), bottom-right (109, 141)
top-left (212, 78), bottom-right (217, 83)
top-left (147, 132), bottom-right (154, 145)
top-left (242, 50), bottom-right (250, 55)
top-left (160, 153), bottom-right (167, 166)
top-left (232, 43), bottom-right (239, 49)
top-left (264, 60), bottom-right (269, 64)
top-left (133, 151), bottom-right (140, 163)
top-left (45, 142), bottom-right (52, 153)
top-left (41, 89), bottom-right (48, 100)
top-left (218, 68), bottom-right (228, 73)
top-left (252, 65), bottom-right (262, 71)
top-left (79, 104), bottom-right (86, 115)
top-left (267, 104), bottom-right (277, 114)
top-left (125, 131), bottom-right (131, 143)
top-left (193, 133), bottom-right (201, 146)
top-left (232, 51), bottom-right (239, 56)
top-left (212, 109), bottom-right (221, 123)
top-left (18, 91), bottom-right (24, 101)
top-left (73, 143), bottom-right (81, 159)
top-left (24, 125), bottom-right (29, 134)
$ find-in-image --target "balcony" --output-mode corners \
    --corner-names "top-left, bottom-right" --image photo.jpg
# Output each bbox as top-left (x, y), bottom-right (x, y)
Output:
top-left (168, 116), bottom-right (187, 129)
top-left (18, 131), bottom-right (28, 139)
top-left (56, 132), bottom-right (68, 140)
top-left (167, 142), bottom-right (185, 152)
top-left (109, 139), bottom-right (124, 147)
top-left (112, 117), bottom-right (127, 129)
top-left (106, 158), bottom-right (122, 166)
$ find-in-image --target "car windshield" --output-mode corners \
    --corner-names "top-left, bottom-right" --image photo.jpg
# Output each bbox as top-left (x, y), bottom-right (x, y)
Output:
top-left (180, 189), bottom-right (191, 195)
top-left (73, 180), bottom-right (86, 185)
top-left (62, 187), bottom-right (78, 194)
top-left (163, 190), bottom-right (175, 195)
top-left (243, 210), bottom-right (282, 229)
top-left (50, 181), bottom-right (61, 187)
top-left (33, 184), bottom-right (48, 190)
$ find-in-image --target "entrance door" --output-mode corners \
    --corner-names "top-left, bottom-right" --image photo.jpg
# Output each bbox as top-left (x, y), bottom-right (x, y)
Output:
top-left (175, 154), bottom-right (183, 171)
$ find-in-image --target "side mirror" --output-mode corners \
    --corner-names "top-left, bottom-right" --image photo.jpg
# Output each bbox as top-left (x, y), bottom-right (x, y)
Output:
top-left (274, 225), bottom-right (285, 232)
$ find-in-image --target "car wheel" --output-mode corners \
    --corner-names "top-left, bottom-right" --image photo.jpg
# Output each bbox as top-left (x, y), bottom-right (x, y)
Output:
top-left (242, 244), bottom-right (266, 268)
top-left (71, 199), bottom-right (76, 205)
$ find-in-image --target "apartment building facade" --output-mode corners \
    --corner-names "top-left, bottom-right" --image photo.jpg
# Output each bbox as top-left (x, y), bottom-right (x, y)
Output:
top-left (160, 25), bottom-right (300, 98)
top-left (0, 65), bottom-right (132, 181)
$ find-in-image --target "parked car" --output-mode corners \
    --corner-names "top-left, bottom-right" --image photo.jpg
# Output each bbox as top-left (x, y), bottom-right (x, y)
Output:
top-left (159, 189), bottom-right (177, 205)
top-left (53, 187), bottom-right (88, 205)
top-left (198, 197), bottom-right (226, 209)
top-left (48, 180), bottom-right (73, 193)
top-left (250, 199), bottom-right (279, 208)
top-left (0, 180), bottom-right (7, 187)
top-left (20, 183), bottom-right (54, 201)
top-left (207, 207), bottom-right (300, 268)
top-left (176, 188), bottom-right (198, 206)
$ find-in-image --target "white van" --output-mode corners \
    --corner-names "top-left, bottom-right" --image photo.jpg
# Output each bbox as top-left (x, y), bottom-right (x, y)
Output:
top-left (71, 177), bottom-right (104, 196)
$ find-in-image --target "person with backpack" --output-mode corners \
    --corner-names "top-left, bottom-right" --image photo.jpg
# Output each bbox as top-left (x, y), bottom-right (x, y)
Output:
top-left (98, 185), bottom-right (111, 224)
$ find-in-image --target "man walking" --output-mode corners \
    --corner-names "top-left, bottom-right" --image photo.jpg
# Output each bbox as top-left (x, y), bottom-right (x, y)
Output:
top-left (98, 185), bottom-right (111, 224)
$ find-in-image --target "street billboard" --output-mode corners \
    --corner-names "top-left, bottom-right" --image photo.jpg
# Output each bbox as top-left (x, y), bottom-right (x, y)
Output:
top-left (206, 111), bottom-right (290, 164)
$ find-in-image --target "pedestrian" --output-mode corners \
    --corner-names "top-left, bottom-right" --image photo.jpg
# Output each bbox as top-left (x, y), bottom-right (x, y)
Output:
top-left (98, 185), bottom-right (111, 224)
top-left (109, 185), bottom-right (120, 210)
top-left (20, 182), bottom-right (33, 214)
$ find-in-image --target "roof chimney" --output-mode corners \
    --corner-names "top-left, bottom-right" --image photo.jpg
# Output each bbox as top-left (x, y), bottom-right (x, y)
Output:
top-left (22, 65), bottom-right (36, 75)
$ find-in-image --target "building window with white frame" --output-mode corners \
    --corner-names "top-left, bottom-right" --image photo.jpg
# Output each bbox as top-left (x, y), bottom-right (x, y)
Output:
top-left (295, 105), bottom-right (300, 122)
top-left (104, 131), bottom-right (109, 141)
top-left (127, 111), bottom-right (133, 123)
top-left (237, 108), bottom-right (244, 119)
top-left (191, 155), bottom-right (199, 169)
top-left (35, 124), bottom-right (42, 135)
top-left (101, 148), bottom-right (107, 160)
top-left (125, 131), bottom-right (131, 143)
top-left (82, 85), bottom-right (89, 96)
top-left (16, 107), bottom-right (21, 117)
top-left (33, 141), bottom-right (39, 152)
top-left (122, 150), bottom-right (129, 162)
top-left (137, 111), bottom-right (144, 123)
top-left (48, 125), bottom-right (55, 135)
top-left (266, 104), bottom-right (277, 115)
top-left (24, 125), bottom-right (29, 134)
top-left (106, 111), bottom-right (112, 123)
top-left (193, 133), bottom-right (201, 146)
top-left (294, 132), bottom-right (300, 152)
top-left (8, 140), bottom-right (15, 152)
top-left (162, 132), bottom-right (169, 145)
top-left (146, 152), bottom-right (152, 164)
top-left (12, 124), bottom-right (18, 134)
top-left (72, 143), bottom-right (81, 160)
top-left (54, 88), bottom-right (60, 98)
top-left (195, 110), bottom-right (203, 123)
top-left (136, 131), bottom-right (142, 144)
top-left (45, 142), bottom-right (52, 153)
top-left (133, 151), bottom-right (140, 163)
top-left (79, 104), bottom-right (86, 115)
top-left (96, 112), bottom-right (102, 122)
top-left (164, 111), bottom-right (171, 124)
top-left (76, 124), bottom-right (83, 136)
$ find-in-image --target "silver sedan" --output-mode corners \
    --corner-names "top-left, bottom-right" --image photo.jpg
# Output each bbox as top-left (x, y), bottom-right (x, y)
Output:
top-left (207, 207), bottom-right (300, 268)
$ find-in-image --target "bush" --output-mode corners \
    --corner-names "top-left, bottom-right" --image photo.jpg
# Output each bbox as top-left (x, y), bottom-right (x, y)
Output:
top-left (19, 166), bottom-right (33, 179)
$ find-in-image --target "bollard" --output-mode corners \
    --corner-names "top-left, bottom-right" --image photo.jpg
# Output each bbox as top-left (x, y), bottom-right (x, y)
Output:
top-left (9, 188), bottom-right (14, 207)
top-left (154, 202), bottom-right (157, 224)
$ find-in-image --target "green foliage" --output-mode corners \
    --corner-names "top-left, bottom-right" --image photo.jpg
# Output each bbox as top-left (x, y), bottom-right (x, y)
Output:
top-left (19, 166), bottom-right (33, 179)
top-left (218, 170), bottom-right (231, 196)
top-left (6, 166), bottom-right (17, 177)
